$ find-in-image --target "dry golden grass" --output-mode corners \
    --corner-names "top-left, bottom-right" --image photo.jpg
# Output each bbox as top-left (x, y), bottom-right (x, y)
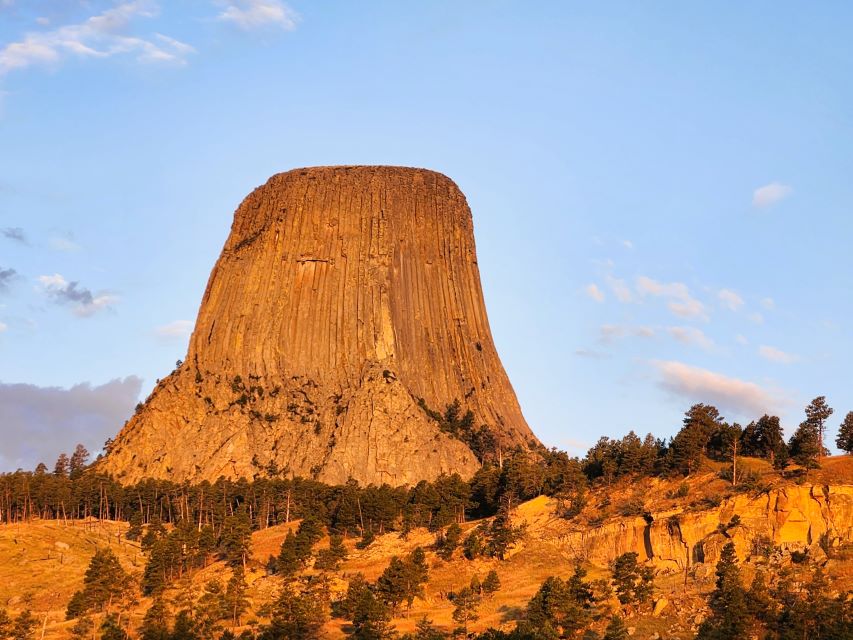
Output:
top-left (1, 457), bottom-right (851, 638)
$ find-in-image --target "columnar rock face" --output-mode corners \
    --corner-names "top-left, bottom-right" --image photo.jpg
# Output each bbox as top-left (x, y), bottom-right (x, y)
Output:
top-left (103, 166), bottom-right (538, 485)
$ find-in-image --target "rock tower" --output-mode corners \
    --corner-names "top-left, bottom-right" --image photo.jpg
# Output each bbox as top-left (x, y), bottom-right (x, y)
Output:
top-left (103, 166), bottom-right (537, 485)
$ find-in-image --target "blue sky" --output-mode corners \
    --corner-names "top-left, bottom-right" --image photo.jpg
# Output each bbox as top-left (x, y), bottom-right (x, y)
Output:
top-left (1, 1), bottom-right (852, 470)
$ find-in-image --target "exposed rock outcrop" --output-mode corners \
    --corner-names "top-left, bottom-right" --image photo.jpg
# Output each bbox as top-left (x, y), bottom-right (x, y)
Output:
top-left (516, 485), bottom-right (853, 571)
top-left (102, 166), bottom-right (537, 485)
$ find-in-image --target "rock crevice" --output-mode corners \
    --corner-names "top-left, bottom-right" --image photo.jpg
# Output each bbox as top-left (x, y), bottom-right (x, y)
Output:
top-left (103, 166), bottom-right (537, 485)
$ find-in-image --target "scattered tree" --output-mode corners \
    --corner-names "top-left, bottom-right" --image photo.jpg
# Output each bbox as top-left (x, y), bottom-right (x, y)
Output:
top-left (482, 570), bottom-right (501, 597)
top-left (805, 396), bottom-right (834, 463)
top-left (602, 614), bottom-right (629, 640)
top-left (451, 586), bottom-right (481, 636)
top-left (836, 411), bottom-right (853, 454)
top-left (611, 552), bottom-right (654, 607)
top-left (696, 542), bottom-right (749, 640)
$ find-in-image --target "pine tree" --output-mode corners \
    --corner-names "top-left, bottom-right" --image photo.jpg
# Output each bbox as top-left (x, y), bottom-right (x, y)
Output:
top-left (67, 547), bottom-right (130, 617)
top-left (789, 421), bottom-right (822, 470)
top-left (347, 588), bottom-right (394, 640)
top-left (611, 552), bottom-right (653, 606)
top-left (746, 570), bottom-right (772, 624)
top-left (139, 598), bottom-right (171, 640)
top-left (100, 613), bottom-right (129, 640)
top-left (196, 579), bottom-right (226, 638)
top-left (11, 610), bottom-right (37, 640)
top-left (484, 501), bottom-right (525, 559)
top-left (451, 586), bottom-right (481, 635)
top-left (696, 542), bottom-right (749, 640)
top-left (259, 583), bottom-right (328, 640)
top-left (315, 534), bottom-right (347, 571)
top-left (749, 414), bottom-right (787, 466)
top-left (170, 610), bottom-right (200, 640)
top-left (602, 615), bottom-right (629, 640)
top-left (69, 616), bottom-right (94, 639)
top-left (54, 453), bottom-right (70, 477)
top-left (524, 567), bottom-right (595, 638)
top-left (836, 411), bottom-right (853, 454)
top-left (805, 396), bottom-right (834, 462)
top-left (411, 617), bottom-right (447, 640)
top-left (482, 570), bottom-right (501, 596)
top-left (376, 548), bottom-right (429, 612)
top-left (224, 567), bottom-right (249, 627)
top-left (670, 404), bottom-right (723, 475)
top-left (126, 512), bottom-right (144, 541)
top-left (434, 522), bottom-right (462, 560)
top-left (69, 444), bottom-right (90, 479)
top-left (221, 509), bottom-right (253, 569)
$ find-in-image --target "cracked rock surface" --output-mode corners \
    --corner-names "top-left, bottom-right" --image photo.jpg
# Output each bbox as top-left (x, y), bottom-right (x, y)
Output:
top-left (102, 166), bottom-right (537, 485)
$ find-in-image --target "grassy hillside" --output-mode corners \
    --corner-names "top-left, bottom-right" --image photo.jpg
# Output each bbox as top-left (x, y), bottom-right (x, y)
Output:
top-left (1, 458), bottom-right (852, 639)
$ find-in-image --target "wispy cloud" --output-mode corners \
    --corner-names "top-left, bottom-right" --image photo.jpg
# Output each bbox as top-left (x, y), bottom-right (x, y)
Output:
top-left (749, 312), bottom-right (764, 325)
top-left (736, 334), bottom-right (749, 346)
top-left (0, 1), bottom-right (194, 77)
top-left (605, 274), bottom-right (634, 303)
top-left (761, 297), bottom-right (775, 310)
top-left (1, 227), bottom-right (27, 244)
top-left (154, 319), bottom-right (192, 339)
top-left (636, 275), bottom-right (707, 321)
top-left (759, 345), bottom-right (797, 365)
top-left (574, 348), bottom-right (610, 360)
top-left (0, 377), bottom-right (142, 471)
top-left (599, 323), bottom-right (655, 344)
top-left (718, 288), bottom-right (744, 312)
top-left (48, 234), bottom-right (81, 252)
top-left (37, 273), bottom-right (117, 317)
top-left (622, 240), bottom-right (633, 249)
top-left (0, 321), bottom-right (7, 333)
top-left (667, 326), bottom-right (714, 351)
top-left (216, 0), bottom-right (298, 30)
top-left (584, 283), bottom-right (605, 303)
top-left (753, 182), bottom-right (792, 208)
top-left (0, 267), bottom-right (16, 293)
top-left (654, 360), bottom-right (784, 417)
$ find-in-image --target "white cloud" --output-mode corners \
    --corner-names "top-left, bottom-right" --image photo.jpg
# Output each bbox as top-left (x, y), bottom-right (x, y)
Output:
top-left (37, 273), bottom-right (117, 317)
top-left (605, 275), bottom-right (634, 303)
top-left (636, 275), bottom-right (708, 321)
top-left (622, 240), bottom-right (633, 249)
top-left (217, 0), bottom-right (298, 30)
top-left (749, 312), bottom-right (764, 325)
top-left (759, 345), bottom-right (797, 365)
top-left (599, 324), bottom-right (655, 344)
top-left (584, 283), bottom-right (605, 303)
top-left (736, 334), bottom-right (749, 346)
top-left (654, 360), bottom-right (784, 417)
top-left (0, 1), bottom-right (194, 76)
top-left (761, 297), bottom-right (775, 310)
top-left (752, 182), bottom-right (793, 208)
top-left (154, 319), bottom-right (193, 339)
top-left (718, 288), bottom-right (744, 312)
top-left (0, 321), bottom-right (7, 332)
top-left (667, 326), bottom-right (714, 351)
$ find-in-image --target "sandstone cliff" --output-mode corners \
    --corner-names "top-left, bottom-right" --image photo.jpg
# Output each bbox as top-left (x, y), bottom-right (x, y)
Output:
top-left (102, 166), bottom-right (537, 485)
top-left (516, 483), bottom-right (853, 572)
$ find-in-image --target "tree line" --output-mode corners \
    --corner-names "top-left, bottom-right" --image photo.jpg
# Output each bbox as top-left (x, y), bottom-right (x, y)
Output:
top-left (2, 396), bottom-right (852, 531)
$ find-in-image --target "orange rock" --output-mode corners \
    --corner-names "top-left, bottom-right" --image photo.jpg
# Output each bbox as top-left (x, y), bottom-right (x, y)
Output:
top-left (102, 166), bottom-right (537, 485)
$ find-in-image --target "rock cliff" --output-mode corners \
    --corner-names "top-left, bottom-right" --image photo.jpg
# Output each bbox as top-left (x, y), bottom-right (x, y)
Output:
top-left (102, 166), bottom-right (537, 485)
top-left (516, 484), bottom-right (853, 571)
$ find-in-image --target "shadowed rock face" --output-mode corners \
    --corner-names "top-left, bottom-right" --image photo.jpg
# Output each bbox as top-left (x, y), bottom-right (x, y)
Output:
top-left (103, 166), bottom-right (537, 485)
